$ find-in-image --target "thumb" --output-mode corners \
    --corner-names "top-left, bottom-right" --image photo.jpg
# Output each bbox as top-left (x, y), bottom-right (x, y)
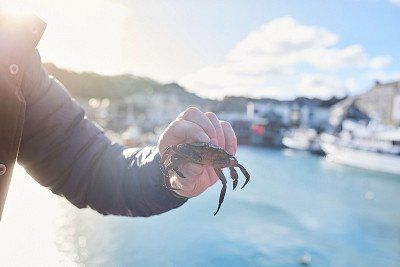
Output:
top-left (172, 163), bottom-right (204, 191)
top-left (181, 162), bottom-right (203, 177)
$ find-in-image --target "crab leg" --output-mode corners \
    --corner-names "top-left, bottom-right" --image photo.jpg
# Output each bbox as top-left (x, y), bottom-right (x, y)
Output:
top-left (160, 145), bottom-right (177, 167)
top-left (163, 162), bottom-right (181, 191)
top-left (173, 167), bottom-right (186, 179)
top-left (229, 167), bottom-right (239, 190)
top-left (214, 168), bottom-right (227, 216)
top-left (171, 155), bottom-right (186, 178)
top-left (238, 164), bottom-right (250, 189)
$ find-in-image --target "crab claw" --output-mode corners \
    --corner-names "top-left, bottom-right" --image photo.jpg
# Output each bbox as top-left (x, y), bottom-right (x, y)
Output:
top-left (238, 164), bottom-right (250, 189)
top-left (229, 167), bottom-right (239, 190)
top-left (173, 167), bottom-right (186, 179)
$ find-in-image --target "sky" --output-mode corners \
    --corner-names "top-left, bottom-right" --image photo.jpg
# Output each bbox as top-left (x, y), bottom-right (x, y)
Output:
top-left (3, 0), bottom-right (400, 99)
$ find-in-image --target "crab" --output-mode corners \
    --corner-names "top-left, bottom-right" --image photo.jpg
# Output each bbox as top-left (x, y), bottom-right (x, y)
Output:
top-left (160, 142), bottom-right (250, 215)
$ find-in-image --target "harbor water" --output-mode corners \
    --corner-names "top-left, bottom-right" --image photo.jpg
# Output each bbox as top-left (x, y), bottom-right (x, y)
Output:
top-left (1, 146), bottom-right (399, 266)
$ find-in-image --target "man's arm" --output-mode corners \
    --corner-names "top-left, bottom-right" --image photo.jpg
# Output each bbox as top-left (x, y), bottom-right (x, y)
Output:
top-left (18, 50), bottom-right (188, 217)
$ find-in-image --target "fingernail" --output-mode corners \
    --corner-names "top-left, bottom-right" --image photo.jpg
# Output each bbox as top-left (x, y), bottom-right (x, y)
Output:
top-left (197, 132), bottom-right (210, 143)
top-left (226, 146), bottom-right (235, 155)
top-left (211, 137), bottom-right (218, 146)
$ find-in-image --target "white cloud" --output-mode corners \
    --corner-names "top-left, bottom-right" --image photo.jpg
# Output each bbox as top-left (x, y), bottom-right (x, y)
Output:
top-left (369, 71), bottom-right (400, 82)
top-left (298, 74), bottom-right (346, 99)
top-left (369, 56), bottom-right (393, 69)
top-left (344, 78), bottom-right (360, 94)
top-left (226, 17), bottom-right (370, 71)
top-left (180, 16), bottom-right (392, 99)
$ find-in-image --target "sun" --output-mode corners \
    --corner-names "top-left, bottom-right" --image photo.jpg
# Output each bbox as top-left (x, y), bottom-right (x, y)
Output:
top-left (2, 1), bottom-right (35, 18)
top-left (1, 0), bottom-right (131, 75)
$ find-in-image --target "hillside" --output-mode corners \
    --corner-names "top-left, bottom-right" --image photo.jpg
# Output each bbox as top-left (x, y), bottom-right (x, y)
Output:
top-left (44, 63), bottom-right (209, 106)
top-left (44, 63), bottom-right (342, 115)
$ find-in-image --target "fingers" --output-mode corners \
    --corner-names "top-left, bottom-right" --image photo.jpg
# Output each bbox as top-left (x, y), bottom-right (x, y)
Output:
top-left (205, 112), bottom-right (225, 147)
top-left (181, 162), bottom-right (203, 177)
top-left (158, 120), bottom-right (210, 155)
top-left (221, 121), bottom-right (237, 155)
top-left (159, 107), bottom-right (237, 157)
top-left (179, 107), bottom-right (217, 142)
top-left (170, 163), bottom-right (206, 195)
top-left (171, 165), bottom-right (219, 197)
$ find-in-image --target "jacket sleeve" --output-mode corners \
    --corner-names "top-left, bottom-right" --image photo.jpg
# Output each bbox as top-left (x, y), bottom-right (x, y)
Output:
top-left (17, 50), bottom-right (188, 217)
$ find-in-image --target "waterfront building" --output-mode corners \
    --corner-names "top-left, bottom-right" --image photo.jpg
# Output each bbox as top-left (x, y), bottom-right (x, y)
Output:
top-left (356, 81), bottom-right (400, 126)
top-left (247, 99), bottom-right (333, 129)
top-left (330, 80), bottom-right (400, 128)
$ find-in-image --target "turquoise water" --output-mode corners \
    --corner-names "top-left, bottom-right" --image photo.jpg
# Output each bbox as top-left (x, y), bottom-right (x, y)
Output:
top-left (1, 146), bottom-right (400, 266)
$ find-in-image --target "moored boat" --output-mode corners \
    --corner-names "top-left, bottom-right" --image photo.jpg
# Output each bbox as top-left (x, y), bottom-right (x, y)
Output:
top-left (321, 121), bottom-right (400, 175)
top-left (283, 128), bottom-right (324, 155)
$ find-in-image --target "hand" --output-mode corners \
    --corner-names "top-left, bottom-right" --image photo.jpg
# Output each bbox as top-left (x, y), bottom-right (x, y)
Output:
top-left (157, 107), bottom-right (237, 198)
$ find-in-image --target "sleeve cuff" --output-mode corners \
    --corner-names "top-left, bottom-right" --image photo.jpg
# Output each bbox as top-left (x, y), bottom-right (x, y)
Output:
top-left (153, 150), bottom-right (189, 203)
top-left (123, 146), bottom-right (188, 216)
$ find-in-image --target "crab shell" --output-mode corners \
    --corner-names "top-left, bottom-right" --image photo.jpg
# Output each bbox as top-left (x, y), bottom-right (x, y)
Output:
top-left (173, 142), bottom-right (238, 167)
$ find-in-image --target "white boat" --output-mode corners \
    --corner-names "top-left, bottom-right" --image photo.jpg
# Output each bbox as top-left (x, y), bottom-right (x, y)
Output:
top-left (321, 121), bottom-right (400, 175)
top-left (283, 128), bottom-right (324, 155)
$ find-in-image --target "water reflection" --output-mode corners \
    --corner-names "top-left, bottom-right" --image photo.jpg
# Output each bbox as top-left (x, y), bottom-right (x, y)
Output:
top-left (1, 147), bottom-right (400, 266)
top-left (1, 166), bottom-right (114, 266)
top-left (0, 166), bottom-right (75, 265)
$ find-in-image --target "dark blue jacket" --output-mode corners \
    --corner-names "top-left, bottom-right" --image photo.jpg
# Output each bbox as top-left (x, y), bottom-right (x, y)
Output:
top-left (0, 13), bottom-right (187, 219)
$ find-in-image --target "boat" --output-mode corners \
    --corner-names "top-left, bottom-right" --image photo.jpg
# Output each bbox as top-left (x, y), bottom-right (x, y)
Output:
top-left (283, 128), bottom-right (324, 155)
top-left (320, 120), bottom-right (400, 175)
